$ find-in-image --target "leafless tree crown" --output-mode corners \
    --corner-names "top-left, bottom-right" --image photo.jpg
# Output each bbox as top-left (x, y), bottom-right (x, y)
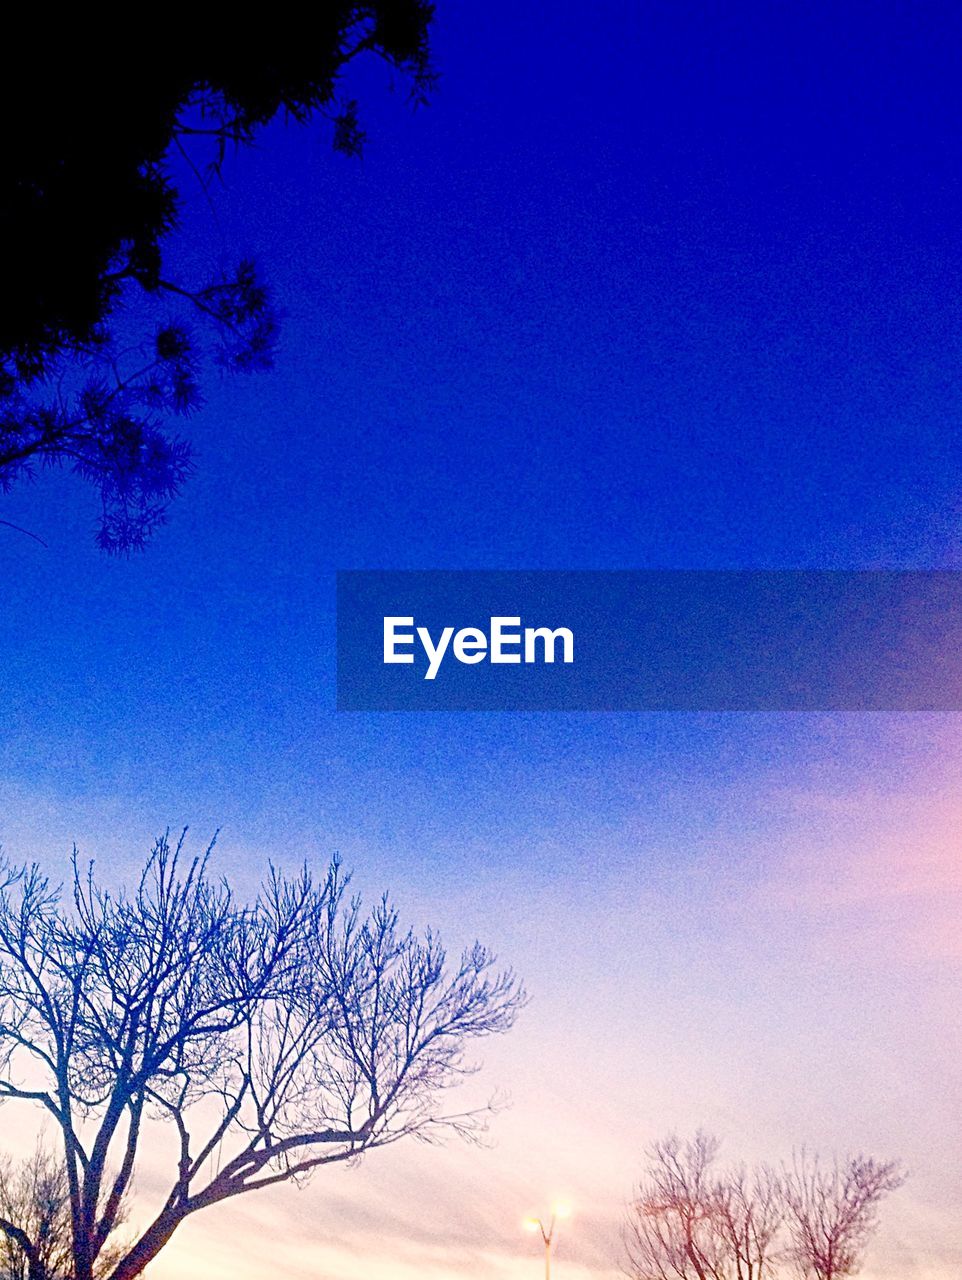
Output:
top-left (0, 833), bottom-right (524, 1280)
top-left (781, 1152), bottom-right (905, 1280)
top-left (623, 1133), bottom-right (902, 1280)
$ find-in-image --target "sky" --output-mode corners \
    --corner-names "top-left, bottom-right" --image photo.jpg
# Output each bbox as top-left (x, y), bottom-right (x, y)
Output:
top-left (2, 2), bottom-right (962, 1276)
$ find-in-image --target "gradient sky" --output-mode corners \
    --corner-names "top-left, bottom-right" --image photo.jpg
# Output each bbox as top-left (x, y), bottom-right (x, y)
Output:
top-left (2, 2), bottom-right (962, 1276)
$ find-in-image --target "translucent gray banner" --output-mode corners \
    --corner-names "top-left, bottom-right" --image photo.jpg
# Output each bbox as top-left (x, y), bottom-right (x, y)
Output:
top-left (336, 571), bottom-right (962, 711)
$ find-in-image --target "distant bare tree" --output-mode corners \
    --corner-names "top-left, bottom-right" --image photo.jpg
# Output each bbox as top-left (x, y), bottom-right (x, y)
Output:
top-left (781, 1153), bottom-right (904, 1280)
top-left (0, 1146), bottom-right (127, 1280)
top-left (713, 1163), bottom-right (783, 1280)
top-left (623, 1132), bottom-right (732, 1280)
top-left (0, 1147), bottom-right (71, 1280)
top-left (0, 833), bottom-right (523, 1280)
top-left (624, 1136), bottom-right (900, 1280)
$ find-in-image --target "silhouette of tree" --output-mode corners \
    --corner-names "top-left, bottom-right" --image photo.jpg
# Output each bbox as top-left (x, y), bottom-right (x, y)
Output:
top-left (712, 1162), bottom-right (783, 1280)
top-left (624, 1133), bottom-right (746, 1280)
top-left (0, 1146), bottom-right (128, 1280)
top-left (0, 8), bottom-right (434, 551)
top-left (623, 1134), bottom-right (901, 1280)
top-left (781, 1153), bottom-right (905, 1280)
top-left (0, 833), bottom-right (522, 1280)
top-left (0, 1147), bottom-right (71, 1280)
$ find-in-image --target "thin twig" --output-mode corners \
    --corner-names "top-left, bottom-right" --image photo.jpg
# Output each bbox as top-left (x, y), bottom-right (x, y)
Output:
top-left (0, 518), bottom-right (48, 547)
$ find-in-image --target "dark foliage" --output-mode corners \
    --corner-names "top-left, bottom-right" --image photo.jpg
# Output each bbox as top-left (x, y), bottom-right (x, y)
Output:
top-left (0, 7), bottom-right (434, 551)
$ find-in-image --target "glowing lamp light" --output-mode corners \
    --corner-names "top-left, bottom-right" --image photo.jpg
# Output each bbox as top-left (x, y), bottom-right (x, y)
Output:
top-left (523, 1201), bottom-right (573, 1278)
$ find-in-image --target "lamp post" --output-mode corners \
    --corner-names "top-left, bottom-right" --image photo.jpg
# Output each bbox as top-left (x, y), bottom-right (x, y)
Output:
top-left (523, 1202), bottom-right (570, 1280)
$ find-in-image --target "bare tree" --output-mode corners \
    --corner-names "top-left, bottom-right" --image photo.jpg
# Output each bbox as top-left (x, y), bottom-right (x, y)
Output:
top-left (623, 1132), bottom-right (733, 1280)
top-left (624, 1136), bottom-right (900, 1280)
top-left (0, 833), bottom-right (523, 1280)
top-left (0, 1147), bottom-right (70, 1280)
top-left (781, 1153), bottom-right (904, 1280)
top-left (713, 1163), bottom-right (783, 1280)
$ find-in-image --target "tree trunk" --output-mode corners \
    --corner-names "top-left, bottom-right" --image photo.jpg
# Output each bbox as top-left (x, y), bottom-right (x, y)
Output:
top-left (107, 1209), bottom-right (184, 1280)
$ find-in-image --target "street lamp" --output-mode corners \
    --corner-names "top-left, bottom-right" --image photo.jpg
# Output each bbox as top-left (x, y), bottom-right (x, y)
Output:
top-left (523, 1201), bottom-right (571, 1280)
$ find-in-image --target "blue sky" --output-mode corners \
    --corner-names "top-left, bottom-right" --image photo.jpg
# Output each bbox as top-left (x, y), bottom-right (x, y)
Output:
top-left (1, 3), bottom-right (961, 1277)
top-left (4, 0), bottom-right (962, 794)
